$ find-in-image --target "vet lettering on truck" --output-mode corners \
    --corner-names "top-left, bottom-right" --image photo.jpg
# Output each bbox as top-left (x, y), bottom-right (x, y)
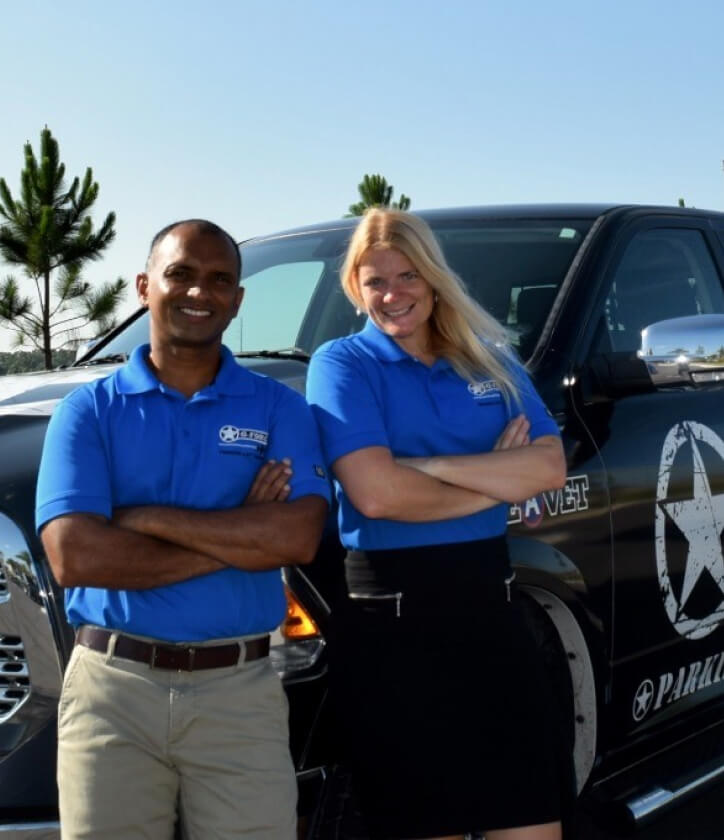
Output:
top-left (508, 474), bottom-right (590, 527)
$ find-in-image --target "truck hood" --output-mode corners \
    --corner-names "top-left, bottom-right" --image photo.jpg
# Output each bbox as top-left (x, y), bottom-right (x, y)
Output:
top-left (0, 357), bottom-right (309, 417)
top-left (0, 365), bottom-right (122, 416)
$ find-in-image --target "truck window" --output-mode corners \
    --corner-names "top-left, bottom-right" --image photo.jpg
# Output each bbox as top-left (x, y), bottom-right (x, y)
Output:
top-left (223, 261), bottom-right (324, 352)
top-left (433, 222), bottom-right (590, 359)
top-left (603, 228), bottom-right (724, 353)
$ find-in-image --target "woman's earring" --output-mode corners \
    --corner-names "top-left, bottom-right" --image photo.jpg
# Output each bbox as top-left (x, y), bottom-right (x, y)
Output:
top-left (355, 307), bottom-right (362, 316)
top-left (433, 293), bottom-right (439, 304)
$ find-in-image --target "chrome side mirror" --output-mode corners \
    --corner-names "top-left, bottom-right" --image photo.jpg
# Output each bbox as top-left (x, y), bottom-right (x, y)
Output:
top-left (638, 314), bottom-right (724, 387)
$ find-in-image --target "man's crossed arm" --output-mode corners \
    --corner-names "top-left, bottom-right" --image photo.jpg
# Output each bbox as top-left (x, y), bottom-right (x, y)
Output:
top-left (41, 460), bottom-right (328, 590)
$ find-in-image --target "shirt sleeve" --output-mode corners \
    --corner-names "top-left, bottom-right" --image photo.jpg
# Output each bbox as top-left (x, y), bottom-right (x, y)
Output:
top-left (306, 341), bottom-right (390, 465)
top-left (510, 363), bottom-right (560, 441)
top-left (35, 388), bottom-right (113, 532)
top-left (266, 384), bottom-right (332, 505)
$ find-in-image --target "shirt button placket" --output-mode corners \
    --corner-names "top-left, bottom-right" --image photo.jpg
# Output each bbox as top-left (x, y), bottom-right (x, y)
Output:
top-left (427, 367), bottom-right (447, 421)
top-left (172, 401), bottom-right (195, 503)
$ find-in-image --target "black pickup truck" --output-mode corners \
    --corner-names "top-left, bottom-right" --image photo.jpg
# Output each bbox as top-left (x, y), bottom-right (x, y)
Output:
top-left (1, 203), bottom-right (724, 838)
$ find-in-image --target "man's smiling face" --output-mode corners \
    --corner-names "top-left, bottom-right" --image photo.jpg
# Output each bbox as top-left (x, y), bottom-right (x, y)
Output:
top-left (137, 223), bottom-right (243, 349)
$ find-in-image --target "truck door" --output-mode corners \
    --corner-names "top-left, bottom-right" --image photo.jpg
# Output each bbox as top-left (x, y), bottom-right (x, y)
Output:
top-left (575, 218), bottom-right (724, 751)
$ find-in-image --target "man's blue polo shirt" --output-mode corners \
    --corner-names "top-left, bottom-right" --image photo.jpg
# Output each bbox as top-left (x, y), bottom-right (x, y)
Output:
top-left (36, 344), bottom-right (331, 642)
top-left (306, 320), bottom-right (559, 550)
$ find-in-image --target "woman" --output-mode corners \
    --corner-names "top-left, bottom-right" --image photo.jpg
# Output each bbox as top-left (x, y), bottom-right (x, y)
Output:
top-left (306, 208), bottom-right (572, 840)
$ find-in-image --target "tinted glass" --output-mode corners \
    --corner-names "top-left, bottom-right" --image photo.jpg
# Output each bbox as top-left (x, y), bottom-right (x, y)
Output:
top-left (430, 220), bottom-right (591, 359)
top-left (82, 217), bottom-right (593, 362)
top-left (246, 218), bottom-right (592, 360)
top-left (602, 228), bottom-right (724, 353)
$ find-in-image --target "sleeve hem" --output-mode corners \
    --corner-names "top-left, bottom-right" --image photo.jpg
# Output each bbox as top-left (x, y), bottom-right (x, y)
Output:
top-left (36, 496), bottom-right (111, 534)
top-left (324, 431), bottom-right (389, 464)
top-left (529, 420), bottom-right (561, 441)
top-left (288, 480), bottom-right (332, 504)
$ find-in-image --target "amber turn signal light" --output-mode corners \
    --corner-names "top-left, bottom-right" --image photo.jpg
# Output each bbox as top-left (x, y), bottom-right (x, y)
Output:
top-left (281, 586), bottom-right (320, 640)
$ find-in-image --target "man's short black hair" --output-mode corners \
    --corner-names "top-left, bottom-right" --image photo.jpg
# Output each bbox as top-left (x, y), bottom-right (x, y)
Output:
top-left (147, 219), bottom-right (242, 280)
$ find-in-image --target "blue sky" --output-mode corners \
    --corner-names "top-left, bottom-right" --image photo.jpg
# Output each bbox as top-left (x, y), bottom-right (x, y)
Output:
top-left (1, 0), bottom-right (723, 349)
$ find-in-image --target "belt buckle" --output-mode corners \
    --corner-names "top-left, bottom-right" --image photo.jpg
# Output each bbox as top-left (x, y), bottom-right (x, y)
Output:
top-left (149, 644), bottom-right (196, 671)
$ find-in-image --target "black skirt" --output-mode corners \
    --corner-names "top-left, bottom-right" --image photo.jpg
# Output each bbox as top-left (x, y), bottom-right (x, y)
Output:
top-left (327, 537), bottom-right (575, 839)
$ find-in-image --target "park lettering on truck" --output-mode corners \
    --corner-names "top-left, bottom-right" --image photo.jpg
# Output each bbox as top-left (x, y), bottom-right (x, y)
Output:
top-left (633, 650), bottom-right (724, 722)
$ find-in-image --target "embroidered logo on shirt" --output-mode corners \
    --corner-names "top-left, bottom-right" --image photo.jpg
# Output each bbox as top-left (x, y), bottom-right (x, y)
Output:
top-left (218, 425), bottom-right (269, 455)
top-left (467, 380), bottom-right (501, 402)
top-left (314, 464), bottom-right (327, 479)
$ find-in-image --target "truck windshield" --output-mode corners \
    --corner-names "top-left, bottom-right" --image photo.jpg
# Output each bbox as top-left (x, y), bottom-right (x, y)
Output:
top-left (236, 217), bottom-right (593, 361)
top-left (82, 216), bottom-right (593, 364)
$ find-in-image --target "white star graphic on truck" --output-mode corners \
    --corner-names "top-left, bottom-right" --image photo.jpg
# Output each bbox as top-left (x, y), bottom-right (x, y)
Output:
top-left (663, 439), bottom-right (724, 607)
top-left (656, 421), bottom-right (724, 640)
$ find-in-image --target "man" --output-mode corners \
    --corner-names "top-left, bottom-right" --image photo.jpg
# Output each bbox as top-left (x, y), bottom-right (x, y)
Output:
top-left (36, 220), bottom-right (330, 840)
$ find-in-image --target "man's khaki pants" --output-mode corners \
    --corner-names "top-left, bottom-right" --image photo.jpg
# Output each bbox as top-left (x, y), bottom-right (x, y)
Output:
top-left (57, 634), bottom-right (297, 840)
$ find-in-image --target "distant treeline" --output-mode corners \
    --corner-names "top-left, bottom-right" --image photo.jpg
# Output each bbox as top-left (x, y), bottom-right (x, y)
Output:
top-left (0, 349), bottom-right (76, 375)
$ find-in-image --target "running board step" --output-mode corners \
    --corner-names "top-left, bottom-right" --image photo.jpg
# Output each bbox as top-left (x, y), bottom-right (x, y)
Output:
top-left (0, 822), bottom-right (60, 839)
top-left (624, 757), bottom-right (724, 826)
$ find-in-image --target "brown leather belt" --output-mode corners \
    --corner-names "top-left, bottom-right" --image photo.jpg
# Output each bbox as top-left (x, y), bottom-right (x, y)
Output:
top-left (75, 626), bottom-right (270, 671)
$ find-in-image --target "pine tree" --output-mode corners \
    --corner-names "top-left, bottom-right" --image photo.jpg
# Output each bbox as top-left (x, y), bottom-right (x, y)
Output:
top-left (346, 173), bottom-right (411, 216)
top-left (0, 127), bottom-right (126, 369)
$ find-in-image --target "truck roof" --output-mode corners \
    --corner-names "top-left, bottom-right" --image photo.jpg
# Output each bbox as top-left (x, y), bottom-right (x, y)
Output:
top-left (246, 202), bottom-right (724, 242)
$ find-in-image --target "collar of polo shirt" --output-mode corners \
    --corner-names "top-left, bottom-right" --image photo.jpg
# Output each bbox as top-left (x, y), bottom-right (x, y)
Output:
top-left (356, 319), bottom-right (452, 371)
top-left (116, 344), bottom-right (256, 398)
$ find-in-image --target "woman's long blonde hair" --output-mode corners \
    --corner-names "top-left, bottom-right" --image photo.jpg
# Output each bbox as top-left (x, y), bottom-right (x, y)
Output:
top-left (340, 208), bottom-right (520, 402)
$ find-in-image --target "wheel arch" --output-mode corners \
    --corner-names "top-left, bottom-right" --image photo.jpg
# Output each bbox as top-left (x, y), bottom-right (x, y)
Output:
top-left (519, 583), bottom-right (598, 793)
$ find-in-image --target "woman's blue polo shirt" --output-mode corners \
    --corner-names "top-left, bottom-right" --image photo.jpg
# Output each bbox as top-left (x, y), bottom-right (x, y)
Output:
top-left (36, 344), bottom-right (331, 642)
top-left (306, 320), bottom-right (559, 550)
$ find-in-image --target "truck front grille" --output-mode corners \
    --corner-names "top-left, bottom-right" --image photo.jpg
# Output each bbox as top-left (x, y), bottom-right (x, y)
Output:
top-left (0, 635), bottom-right (30, 721)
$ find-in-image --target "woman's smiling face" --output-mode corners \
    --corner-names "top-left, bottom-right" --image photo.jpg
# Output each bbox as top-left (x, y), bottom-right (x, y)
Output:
top-left (357, 247), bottom-right (434, 356)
